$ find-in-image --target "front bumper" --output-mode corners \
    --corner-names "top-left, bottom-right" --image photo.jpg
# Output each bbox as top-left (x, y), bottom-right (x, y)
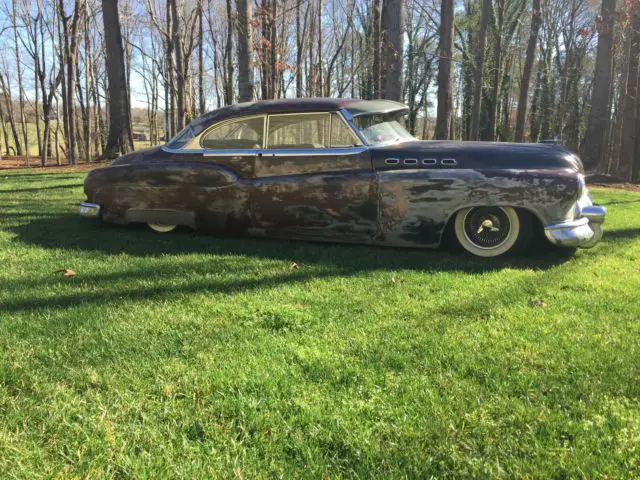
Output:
top-left (79, 201), bottom-right (101, 218)
top-left (544, 196), bottom-right (606, 249)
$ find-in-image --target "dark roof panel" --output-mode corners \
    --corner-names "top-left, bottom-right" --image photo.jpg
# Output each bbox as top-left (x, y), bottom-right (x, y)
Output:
top-left (191, 98), bottom-right (361, 133)
top-left (344, 100), bottom-right (408, 117)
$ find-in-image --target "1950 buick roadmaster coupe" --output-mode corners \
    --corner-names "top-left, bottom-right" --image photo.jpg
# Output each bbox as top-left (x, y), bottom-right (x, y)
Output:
top-left (80, 98), bottom-right (606, 257)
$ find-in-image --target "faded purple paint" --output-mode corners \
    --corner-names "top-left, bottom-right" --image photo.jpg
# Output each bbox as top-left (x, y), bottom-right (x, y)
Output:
top-left (83, 100), bottom-right (587, 249)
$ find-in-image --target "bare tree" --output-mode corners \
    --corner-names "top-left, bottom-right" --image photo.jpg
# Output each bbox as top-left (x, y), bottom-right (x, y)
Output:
top-left (514, 0), bottom-right (542, 142)
top-left (618, 9), bottom-right (639, 181)
top-left (582, 0), bottom-right (616, 168)
top-left (382, 0), bottom-right (404, 101)
top-left (12, 0), bottom-right (29, 163)
top-left (435, 0), bottom-right (454, 139)
top-left (470, 0), bottom-right (492, 140)
top-left (102, 0), bottom-right (134, 157)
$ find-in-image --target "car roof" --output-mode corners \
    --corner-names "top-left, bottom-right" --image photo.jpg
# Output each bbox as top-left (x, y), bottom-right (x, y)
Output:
top-left (190, 98), bottom-right (408, 133)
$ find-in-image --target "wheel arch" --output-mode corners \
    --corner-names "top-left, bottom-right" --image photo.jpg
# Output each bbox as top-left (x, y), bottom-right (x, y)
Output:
top-left (440, 204), bottom-right (546, 247)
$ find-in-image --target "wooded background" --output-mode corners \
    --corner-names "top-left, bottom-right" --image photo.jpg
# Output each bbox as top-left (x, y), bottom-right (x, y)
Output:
top-left (0, 0), bottom-right (639, 181)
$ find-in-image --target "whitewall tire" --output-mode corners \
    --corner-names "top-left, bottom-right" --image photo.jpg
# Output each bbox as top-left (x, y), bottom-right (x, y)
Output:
top-left (454, 206), bottom-right (521, 257)
top-left (148, 223), bottom-right (177, 233)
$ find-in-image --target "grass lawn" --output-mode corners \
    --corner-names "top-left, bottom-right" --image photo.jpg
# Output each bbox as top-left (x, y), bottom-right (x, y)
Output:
top-left (0, 170), bottom-right (639, 478)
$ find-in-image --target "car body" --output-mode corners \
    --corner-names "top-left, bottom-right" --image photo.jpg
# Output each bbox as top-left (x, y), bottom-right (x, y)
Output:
top-left (80, 98), bottom-right (605, 257)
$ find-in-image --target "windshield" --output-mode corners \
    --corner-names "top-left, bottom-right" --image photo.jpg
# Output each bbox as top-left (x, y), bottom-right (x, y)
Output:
top-left (167, 125), bottom-right (195, 149)
top-left (352, 112), bottom-right (413, 145)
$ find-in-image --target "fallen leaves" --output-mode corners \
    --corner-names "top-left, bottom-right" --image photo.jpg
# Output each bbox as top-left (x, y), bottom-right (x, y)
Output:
top-left (528, 298), bottom-right (548, 308)
top-left (55, 268), bottom-right (76, 277)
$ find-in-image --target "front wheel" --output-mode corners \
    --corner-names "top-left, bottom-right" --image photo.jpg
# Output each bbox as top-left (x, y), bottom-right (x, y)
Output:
top-left (454, 206), bottom-right (521, 257)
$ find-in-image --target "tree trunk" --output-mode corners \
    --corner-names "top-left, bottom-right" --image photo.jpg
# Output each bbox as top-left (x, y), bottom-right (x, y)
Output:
top-left (470, 0), bottom-right (492, 140)
top-left (372, 0), bottom-right (381, 98)
top-left (316, 0), bottom-right (323, 97)
top-left (514, 0), bottom-right (541, 142)
top-left (170, 0), bottom-right (185, 128)
top-left (0, 74), bottom-right (22, 155)
top-left (198, 0), bottom-right (206, 112)
top-left (102, 0), bottom-right (134, 158)
top-left (618, 11), bottom-right (640, 181)
top-left (582, 0), bottom-right (616, 169)
top-left (382, 0), bottom-right (404, 101)
top-left (13, 0), bottom-right (30, 163)
top-left (225, 0), bottom-right (234, 103)
top-left (435, 0), bottom-right (454, 140)
top-left (295, 0), bottom-right (304, 97)
top-left (0, 98), bottom-right (9, 156)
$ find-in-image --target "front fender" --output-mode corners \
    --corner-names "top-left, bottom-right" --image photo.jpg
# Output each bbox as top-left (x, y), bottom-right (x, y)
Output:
top-left (375, 168), bottom-right (582, 247)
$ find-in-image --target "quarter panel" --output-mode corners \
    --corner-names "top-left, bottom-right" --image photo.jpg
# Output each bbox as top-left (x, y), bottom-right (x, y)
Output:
top-left (85, 158), bottom-right (253, 233)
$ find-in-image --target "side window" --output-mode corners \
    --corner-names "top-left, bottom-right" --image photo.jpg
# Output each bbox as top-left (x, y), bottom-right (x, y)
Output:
top-left (330, 114), bottom-right (358, 147)
top-left (200, 116), bottom-right (264, 150)
top-left (267, 113), bottom-right (330, 149)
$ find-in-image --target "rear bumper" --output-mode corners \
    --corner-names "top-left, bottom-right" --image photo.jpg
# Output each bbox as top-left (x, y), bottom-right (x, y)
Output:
top-left (79, 202), bottom-right (101, 218)
top-left (544, 197), bottom-right (605, 249)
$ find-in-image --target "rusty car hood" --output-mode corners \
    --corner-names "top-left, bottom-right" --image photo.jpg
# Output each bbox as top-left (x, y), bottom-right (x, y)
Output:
top-left (371, 140), bottom-right (583, 172)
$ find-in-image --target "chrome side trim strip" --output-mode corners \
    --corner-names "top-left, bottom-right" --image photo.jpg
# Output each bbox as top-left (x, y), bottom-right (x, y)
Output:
top-left (163, 145), bottom-right (369, 157)
top-left (258, 147), bottom-right (369, 157)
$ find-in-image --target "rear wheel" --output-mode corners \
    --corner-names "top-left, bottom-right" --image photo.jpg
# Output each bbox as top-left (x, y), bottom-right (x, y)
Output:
top-left (454, 206), bottom-right (521, 257)
top-left (148, 223), bottom-right (177, 233)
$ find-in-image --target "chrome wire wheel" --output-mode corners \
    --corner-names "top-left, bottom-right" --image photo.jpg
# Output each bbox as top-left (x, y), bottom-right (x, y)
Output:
top-left (454, 207), bottom-right (520, 257)
top-left (148, 223), bottom-right (177, 233)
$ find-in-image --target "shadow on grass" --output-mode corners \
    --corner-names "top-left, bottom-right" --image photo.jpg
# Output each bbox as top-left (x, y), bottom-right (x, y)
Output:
top-left (0, 266), bottom-right (332, 315)
top-left (10, 214), bottom-right (577, 274)
top-left (601, 227), bottom-right (640, 240)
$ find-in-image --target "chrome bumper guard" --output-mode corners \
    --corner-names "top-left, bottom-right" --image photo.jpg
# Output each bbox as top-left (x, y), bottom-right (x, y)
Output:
top-left (79, 202), bottom-right (101, 218)
top-left (544, 196), bottom-right (606, 249)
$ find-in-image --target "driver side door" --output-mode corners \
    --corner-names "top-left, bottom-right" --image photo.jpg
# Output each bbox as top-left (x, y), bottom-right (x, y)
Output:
top-left (250, 112), bottom-right (378, 242)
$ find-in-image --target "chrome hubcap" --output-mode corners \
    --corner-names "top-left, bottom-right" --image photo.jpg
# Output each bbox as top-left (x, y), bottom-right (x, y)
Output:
top-left (464, 208), bottom-right (511, 249)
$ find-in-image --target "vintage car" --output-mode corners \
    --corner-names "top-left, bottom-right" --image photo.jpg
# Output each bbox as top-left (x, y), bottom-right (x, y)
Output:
top-left (80, 98), bottom-right (605, 257)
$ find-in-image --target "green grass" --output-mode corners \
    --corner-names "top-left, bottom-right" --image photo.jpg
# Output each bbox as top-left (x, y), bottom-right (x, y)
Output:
top-left (0, 171), bottom-right (639, 478)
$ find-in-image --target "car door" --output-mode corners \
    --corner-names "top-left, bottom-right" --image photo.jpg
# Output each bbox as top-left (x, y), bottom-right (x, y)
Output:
top-left (250, 112), bottom-right (378, 242)
top-left (186, 115), bottom-right (265, 234)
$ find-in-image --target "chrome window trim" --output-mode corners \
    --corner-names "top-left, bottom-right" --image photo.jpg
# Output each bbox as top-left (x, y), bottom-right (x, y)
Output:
top-left (332, 111), bottom-right (364, 147)
top-left (257, 146), bottom-right (368, 157)
top-left (190, 114), bottom-right (267, 150)
top-left (162, 110), bottom-right (366, 155)
top-left (162, 145), bottom-right (369, 157)
top-left (339, 108), bottom-right (370, 146)
top-left (265, 111), bottom-right (364, 149)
